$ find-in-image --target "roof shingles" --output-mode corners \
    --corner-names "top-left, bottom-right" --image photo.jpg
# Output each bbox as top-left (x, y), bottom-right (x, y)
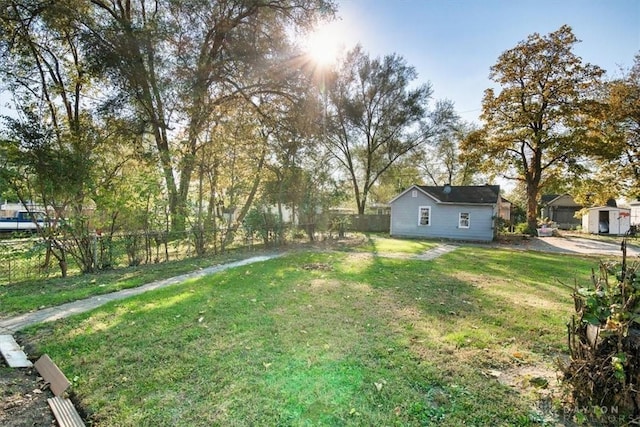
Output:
top-left (417, 185), bottom-right (500, 204)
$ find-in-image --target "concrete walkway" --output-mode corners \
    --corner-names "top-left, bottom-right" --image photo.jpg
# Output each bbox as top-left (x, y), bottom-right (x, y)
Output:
top-left (373, 244), bottom-right (459, 260)
top-left (0, 254), bottom-right (282, 334)
top-left (0, 244), bottom-right (460, 334)
top-left (415, 244), bottom-right (458, 260)
top-left (522, 235), bottom-right (640, 256)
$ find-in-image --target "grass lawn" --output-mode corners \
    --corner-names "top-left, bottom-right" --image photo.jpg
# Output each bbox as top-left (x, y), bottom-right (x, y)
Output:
top-left (354, 234), bottom-right (438, 255)
top-left (0, 251), bottom-right (256, 318)
top-left (19, 239), bottom-right (601, 426)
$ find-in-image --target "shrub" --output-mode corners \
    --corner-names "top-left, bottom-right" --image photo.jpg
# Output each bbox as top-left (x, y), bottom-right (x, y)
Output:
top-left (330, 215), bottom-right (351, 238)
top-left (243, 208), bottom-right (284, 246)
top-left (562, 239), bottom-right (640, 423)
top-left (514, 222), bottom-right (536, 235)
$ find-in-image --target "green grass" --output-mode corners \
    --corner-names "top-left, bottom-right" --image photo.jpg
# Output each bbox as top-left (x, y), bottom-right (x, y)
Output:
top-left (0, 236), bottom-right (430, 318)
top-left (0, 250), bottom-right (256, 318)
top-left (20, 243), bottom-right (600, 426)
top-left (353, 233), bottom-right (438, 254)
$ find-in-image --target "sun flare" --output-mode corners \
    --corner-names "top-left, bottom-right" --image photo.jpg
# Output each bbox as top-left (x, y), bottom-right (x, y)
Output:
top-left (305, 23), bottom-right (344, 67)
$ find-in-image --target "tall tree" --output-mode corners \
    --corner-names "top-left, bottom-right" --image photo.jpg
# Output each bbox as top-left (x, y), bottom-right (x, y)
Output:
top-left (0, 0), bottom-right (108, 275)
top-left (415, 118), bottom-right (479, 186)
top-left (324, 45), bottom-right (452, 214)
top-left (462, 25), bottom-right (604, 231)
top-left (589, 53), bottom-right (640, 201)
top-left (79, 0), bottom-right (334, 230)
top-left (261, 92), bottom-right (320, 224)
top-left (369, 158), bottom-right (422, 204)
top-left (198, 99), bottom-right (271, 249)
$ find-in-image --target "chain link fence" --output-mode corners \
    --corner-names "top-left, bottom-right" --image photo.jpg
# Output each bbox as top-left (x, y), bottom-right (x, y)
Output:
top-left (0, 227), bottom-right (262, 284)
top-left (0, 216), bottom-right (372, 285)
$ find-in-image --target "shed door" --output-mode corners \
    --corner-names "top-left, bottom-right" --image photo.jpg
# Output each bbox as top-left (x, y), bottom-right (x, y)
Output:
top-left (598, 210), bottom-right (609, 234)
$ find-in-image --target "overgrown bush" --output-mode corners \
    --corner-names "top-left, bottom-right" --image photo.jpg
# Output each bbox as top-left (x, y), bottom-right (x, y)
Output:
top-left (243, 208), bottom-right (285, 247)
top-left (329, 215), bottom-right (351, 238)
top-left (562, 240), bottom-right (640, 424)
top-left (123, 233), bottom-right (144, 266)
top-left (493, 215), bottom-right (509, 233)
top-left (514, 222), bottom-right (536, 235)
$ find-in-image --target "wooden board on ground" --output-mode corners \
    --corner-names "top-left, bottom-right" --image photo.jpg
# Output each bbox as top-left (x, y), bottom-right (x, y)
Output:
top-left (34, 354), bottom-right (71, 396)
top-left (47, 396), bottom-right (85, 427)
top-left (0, 334), bottom-right (33, 367)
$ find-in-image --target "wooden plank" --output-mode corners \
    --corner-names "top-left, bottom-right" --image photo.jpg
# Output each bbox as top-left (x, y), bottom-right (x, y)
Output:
top-left (34, 354), bottom-right (71, 396)
top-left (0, 334), bottom-right (33, 367)
top-left (47, 396), bottom-right (85, 427)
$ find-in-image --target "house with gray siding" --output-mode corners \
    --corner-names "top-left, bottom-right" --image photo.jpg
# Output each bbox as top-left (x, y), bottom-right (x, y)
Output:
top-left (389, 184), bottom-right (502, 242)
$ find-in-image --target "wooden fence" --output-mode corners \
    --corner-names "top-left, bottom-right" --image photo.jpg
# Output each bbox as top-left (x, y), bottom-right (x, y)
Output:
top-left (334, 214), bottom-right (390, 233)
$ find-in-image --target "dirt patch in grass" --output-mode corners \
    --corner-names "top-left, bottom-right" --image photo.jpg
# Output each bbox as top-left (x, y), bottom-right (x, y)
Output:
top-left (302, 262), bottom-right (333, 271)
top-left (496, 363), bottom-right (569, 425)
top-left (497, 364), bottom-right (559, 391)
top-left (345, 251), bottom-right (374, 261)
top-left (308, 278), bottom-right (342, 291)
top-left (0, 363), bottom-right (56, 426)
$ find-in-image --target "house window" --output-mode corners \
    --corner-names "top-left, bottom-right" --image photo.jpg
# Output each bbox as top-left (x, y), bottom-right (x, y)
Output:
top-left (411, 190), bottom-right (417, 198)
top-left (459, 212), bottom-right (470, 228)
top-left (418, 206), bottom-right (431, 226)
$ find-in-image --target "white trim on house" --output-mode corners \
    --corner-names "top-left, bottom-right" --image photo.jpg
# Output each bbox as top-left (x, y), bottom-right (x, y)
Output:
top-left (459, 212), bottom-right (470, 228)
top-left (389, 184), bottom-right (496, 207)
top-left (389, 185), bottom-right (437, 204)
top-left (544, 194), bottom-right (567, 206)
top-left (418, 206), bottom-right (431, 226)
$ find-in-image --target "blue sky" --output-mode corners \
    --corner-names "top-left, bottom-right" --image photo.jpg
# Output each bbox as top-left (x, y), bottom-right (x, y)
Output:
top-left (333, 0), bottom-right (640, 123)
top-left (1, 1), bottom-right (637, 125)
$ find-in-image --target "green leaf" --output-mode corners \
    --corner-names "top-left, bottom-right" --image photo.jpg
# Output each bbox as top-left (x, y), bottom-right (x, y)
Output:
top-left (582, 313), bottom-right (601, 325)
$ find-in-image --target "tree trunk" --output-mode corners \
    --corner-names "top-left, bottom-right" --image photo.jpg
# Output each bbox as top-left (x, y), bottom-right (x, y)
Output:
top-left (347, 165), bottom-right (364, 215)
top-left (276, 172), bottom-right (284, 224)
top-left (224, 147), bottom-right (267, 246)
top-left (526, 181), bottom-right (539, 232)
top-left (525, 146), bottom-right (544, 233)
top-left (41, 243), bottom-right (52, 272)
top-left (194, 161), bottom-right (206, 256)
top-left (59, 260), bottom-right (68, 278)
top-left (47, 238), bottom-right (68, 278)
top-left (357, 191), bottom-right (368, 215)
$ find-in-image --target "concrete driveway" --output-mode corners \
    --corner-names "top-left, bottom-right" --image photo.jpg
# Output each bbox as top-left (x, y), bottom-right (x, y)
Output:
top-left (519, 235), bottom-right (640, 256)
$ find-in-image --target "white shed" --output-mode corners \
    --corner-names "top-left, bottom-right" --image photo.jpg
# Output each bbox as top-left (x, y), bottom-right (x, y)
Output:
top-left (582, 207), bottom-right (631, 235)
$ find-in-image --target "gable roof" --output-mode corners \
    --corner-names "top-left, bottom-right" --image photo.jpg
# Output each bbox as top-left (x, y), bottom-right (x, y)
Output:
top-left (541, 194), bottom-right (561, 204)
top-left (390, 184), bottom-right (500, 205)
top-left (541, 193), bottom-right (582, 207)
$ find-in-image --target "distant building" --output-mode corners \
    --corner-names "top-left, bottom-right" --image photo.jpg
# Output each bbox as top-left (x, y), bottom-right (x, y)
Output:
top-left (0, 201), bottom-right (46, 217)
top-left (582, 206), bottom-right (631, 235)
top-left (540, 194), bottom-right (582, 229)
top-left (367, 203), bottom-right (391, 215)
top-left (631, 200), bottom-right (640, 226)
